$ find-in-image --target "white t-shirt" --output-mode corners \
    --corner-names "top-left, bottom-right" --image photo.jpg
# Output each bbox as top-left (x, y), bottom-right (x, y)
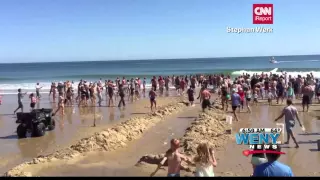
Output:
top-left (195, 163), bottom-right (215, 177)
top-left (36, 85), bottom-right (41, 91)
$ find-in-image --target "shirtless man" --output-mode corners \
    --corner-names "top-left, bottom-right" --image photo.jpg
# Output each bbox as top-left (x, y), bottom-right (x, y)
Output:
top-left (275, 99), bottom-right (302, 148)
top-left (301, 82), bottom-right (312, 112)
top-left (201, 87), bottom-right (212, 112)
top-left (151, 139), bottom-right (191, 177)
top-left (14, 88), bottom-right (27, 114)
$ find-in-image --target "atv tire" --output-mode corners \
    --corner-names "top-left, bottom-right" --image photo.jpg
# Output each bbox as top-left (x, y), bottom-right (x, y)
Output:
top-left (17, 124), bottom-right (27, 138)
top-left (32, 122), bottom-right (46, 137)
top-left (48, 119), bottom-right (56, 131)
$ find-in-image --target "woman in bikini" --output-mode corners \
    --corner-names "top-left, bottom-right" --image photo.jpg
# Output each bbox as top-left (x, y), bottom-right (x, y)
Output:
top-left (53, 92), bottom-right (65, 115)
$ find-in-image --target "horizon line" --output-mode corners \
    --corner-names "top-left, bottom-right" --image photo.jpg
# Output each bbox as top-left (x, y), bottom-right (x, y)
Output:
top-left (0, 54), bottom-right (319, 65)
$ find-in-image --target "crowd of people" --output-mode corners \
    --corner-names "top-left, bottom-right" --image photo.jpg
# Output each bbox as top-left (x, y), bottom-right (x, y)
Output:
top-left (11, 71), bottom-right (319, 177)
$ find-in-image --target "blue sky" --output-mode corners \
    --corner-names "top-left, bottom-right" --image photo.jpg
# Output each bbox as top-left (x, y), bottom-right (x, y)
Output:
top-left (0, 0), bottom-right (319, 63)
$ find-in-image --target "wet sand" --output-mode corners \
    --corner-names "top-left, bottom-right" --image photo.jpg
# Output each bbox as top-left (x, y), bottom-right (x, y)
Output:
top-left (213, 104), bottom-right (320, 176)
top-left (3, 95), bottom-right (320, 176)
top-left (0, 91), bottom-right (181, 174)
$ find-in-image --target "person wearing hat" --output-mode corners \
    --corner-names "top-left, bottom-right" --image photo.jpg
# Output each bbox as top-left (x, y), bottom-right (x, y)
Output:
top-left (35, 82), bottom-right (43, 100)
top-left (253, 145), bottom-right (293, 177)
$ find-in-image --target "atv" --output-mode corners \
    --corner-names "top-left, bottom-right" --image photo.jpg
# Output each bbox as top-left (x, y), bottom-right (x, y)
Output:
top-left (16, 108), bottom-right (56, 138)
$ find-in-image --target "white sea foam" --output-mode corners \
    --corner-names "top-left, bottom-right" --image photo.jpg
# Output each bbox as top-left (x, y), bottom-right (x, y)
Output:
top-left (0, 82), bottom-right (177, 95)
top-left (231, 68), bottom-right (320, 79)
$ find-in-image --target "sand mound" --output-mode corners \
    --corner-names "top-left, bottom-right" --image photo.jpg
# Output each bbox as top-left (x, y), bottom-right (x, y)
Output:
top-left (137, 109), bottom-right (231, 172)
top-left (5, 100), bottom-right (188, 177)
top-left (181, 110), bottom-right (231, 155)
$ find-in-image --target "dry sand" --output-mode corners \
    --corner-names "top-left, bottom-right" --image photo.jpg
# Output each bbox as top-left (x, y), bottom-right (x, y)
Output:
top-left (4, 97), bottom-right (189, 177)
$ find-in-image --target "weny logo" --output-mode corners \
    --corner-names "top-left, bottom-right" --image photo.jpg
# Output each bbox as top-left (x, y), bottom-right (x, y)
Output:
top-left (253, 4), bottom-right (273, 24)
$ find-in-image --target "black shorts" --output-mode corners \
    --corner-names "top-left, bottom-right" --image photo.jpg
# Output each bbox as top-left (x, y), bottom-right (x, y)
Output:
top-left (152, 85), bottom-right (157, 90)
top-left (202, 99), bottom-right (211, 109)
top-left (18, 102), bottom-right (23, 108)
top-left (188, 96), bottom-right (194, 102)
top-left (277, 91), bottom-right (283, 97)
top-left (150, 97), bottom-right (156, 102)
top-left (246, 98), bottom-right (251, 102)
top-left (232, 106), bottom-right (238, 111)
top-left (302, 95), bottom-right (310, 105)
top-left (30, 103), bottom-right (35, 108)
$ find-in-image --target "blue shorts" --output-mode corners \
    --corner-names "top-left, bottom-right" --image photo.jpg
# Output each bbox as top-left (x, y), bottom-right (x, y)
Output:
top-left (167, 173), bottom-right (180, 177)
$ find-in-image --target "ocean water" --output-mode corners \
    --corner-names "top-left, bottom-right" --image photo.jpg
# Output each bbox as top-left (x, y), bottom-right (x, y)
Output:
top-left (1, 55), bottom-right (320, 94)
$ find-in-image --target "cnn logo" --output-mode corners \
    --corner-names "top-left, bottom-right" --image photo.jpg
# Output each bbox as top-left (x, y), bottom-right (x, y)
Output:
top-left (253, 4), bottom-right (273, 24)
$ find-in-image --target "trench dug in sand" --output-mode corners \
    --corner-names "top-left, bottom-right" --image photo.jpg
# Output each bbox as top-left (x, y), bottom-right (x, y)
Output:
top-left (4, 99), bottom-right (189, 177)
top-left (136, 109), bottom-right (232, 174)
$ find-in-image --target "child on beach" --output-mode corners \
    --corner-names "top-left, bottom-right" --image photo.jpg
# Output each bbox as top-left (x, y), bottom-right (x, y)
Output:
top-left (150, 139), bottom-right (191, 177)
top-left (267, 90), bottom-right (274, 106)
top-left (193, 143), bottom-right (217, 177)
top-left (29, 93), bottom-right (37, 111)
top-left (187, 86), bottom-right (195, 107)
top-left (149, 88), bottom-right (157, 112)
